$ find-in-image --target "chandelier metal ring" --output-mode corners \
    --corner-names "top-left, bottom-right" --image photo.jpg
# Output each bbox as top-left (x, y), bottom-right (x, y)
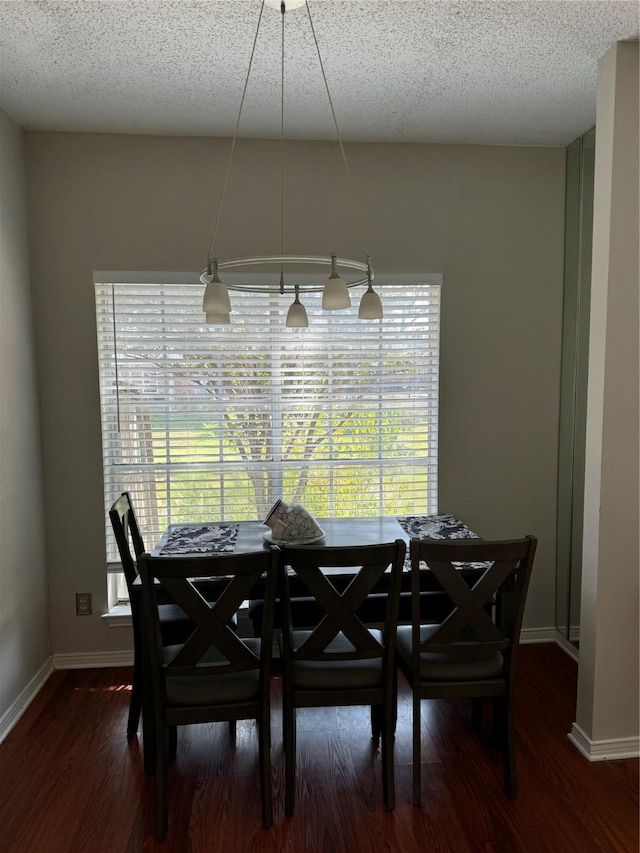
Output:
top-left (199, 255), bottom-right (373, 293)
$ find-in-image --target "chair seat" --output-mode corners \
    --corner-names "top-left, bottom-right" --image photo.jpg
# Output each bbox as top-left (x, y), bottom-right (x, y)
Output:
top-left (282, 629), bottom-right (384, 690)
top-left (396, 625), bottom-right (504, 681)
top-left (162, 638), bottom-right (261, 706)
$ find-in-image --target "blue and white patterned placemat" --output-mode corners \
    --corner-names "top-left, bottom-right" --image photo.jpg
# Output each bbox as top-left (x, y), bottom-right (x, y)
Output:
top-left (159, 524), bottom-right (239, 556)
top-left (395, 513), bottom-right (479, 541)
top-left (396, 514), bottom-right (488, 570)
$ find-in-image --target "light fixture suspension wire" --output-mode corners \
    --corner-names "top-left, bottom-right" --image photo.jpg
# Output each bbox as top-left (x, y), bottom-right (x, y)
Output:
top-left (305, 0), bottom-right (370, 260)
top-left (280, 1), bottom-right (286, 292)
top-left (207, 1), bottom-right (266, 265)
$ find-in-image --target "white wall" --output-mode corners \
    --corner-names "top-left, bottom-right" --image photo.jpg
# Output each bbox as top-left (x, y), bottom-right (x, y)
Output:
top-left (23, 134), bottom-right (565, 656)
top-left (574, 41), bottom-right (639, 754)
top-left (0, 109), bottom-right (50, 726)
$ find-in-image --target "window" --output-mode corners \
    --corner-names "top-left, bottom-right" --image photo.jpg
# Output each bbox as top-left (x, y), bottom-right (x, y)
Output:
top-left (95, 275), bottom-right (440, 567)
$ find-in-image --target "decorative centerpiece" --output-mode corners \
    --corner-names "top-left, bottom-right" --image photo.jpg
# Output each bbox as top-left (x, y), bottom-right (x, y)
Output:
top-left (262, 499), bottom-right (325, 544)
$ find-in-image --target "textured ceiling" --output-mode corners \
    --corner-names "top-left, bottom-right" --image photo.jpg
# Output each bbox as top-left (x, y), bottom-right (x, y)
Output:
top-left (0, 1), bottom-right (638, 145)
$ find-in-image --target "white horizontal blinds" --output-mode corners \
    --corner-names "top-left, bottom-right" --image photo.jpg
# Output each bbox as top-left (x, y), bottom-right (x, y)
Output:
top-left (96, 282), bottom-right (440, 563)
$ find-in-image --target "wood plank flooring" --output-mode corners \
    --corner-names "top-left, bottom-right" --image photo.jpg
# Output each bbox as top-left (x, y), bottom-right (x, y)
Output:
top-left (0, 643), bottom-right (637, 852)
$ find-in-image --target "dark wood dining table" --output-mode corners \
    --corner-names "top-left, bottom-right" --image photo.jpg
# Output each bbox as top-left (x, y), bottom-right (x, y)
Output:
top-left (149, 514), bottom-right (485, 632)
top-left (152, 515), bottom-right (480, 559)
top-left (152, 516), bottom-right (413, 558)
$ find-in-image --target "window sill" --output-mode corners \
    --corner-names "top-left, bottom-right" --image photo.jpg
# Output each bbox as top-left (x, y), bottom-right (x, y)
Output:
top-left (102, 604), bottom-right (132, 629)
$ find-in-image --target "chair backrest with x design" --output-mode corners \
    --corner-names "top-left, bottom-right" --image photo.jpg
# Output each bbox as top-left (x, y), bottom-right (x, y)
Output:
top-left (138, 549), bottom-right (279, 705)
top-left (138, 548), bottom-right (279, 834)
top-left (280, 541), bottom-right (406, 665)
top-left (409, 536), bottom-right (537, 674)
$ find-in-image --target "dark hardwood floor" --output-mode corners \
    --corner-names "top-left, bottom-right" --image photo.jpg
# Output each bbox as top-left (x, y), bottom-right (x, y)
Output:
top-left (0, 643), bottom-right (637, 852)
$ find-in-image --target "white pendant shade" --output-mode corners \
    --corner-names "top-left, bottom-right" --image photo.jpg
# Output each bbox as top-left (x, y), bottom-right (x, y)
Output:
top-left (323, 254), bottom-right (351, 310)
top-left (322, 275), bottom-right (351, 310)
top-left (286, 296), bottom-right (308, 328)
top-left (205, 311), bottom-right (231, 325)
top-left (203, 273), bottom-right (231, 314)
top-left (358, 285), bottom-right (383, 319)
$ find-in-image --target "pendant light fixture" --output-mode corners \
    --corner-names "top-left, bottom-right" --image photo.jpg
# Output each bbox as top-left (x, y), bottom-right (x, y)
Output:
top-left (286, 285), bottom-right (309, 327)
top-left (200, 0), bottom-right (382, 327)
top-left (359, 284), bottom-right (383, 320)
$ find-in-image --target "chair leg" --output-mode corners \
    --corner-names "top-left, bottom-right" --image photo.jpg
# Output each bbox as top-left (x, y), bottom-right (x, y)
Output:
top-left (258, 710), bottom-right (273, 828)
top-left (127, 667), bottom-right (143, 739)
top-left (128, 628), bottom-right (143, 739)
top-left (412, 688), bottom-right (421, 807)
top-left (143, 723), bottom-right (157, 775)
top-left (502, 695), bottom-right (517, 797)
top-left (155, 725), bottom-right (169, 840)
top-left (392, 667), bottom-right (398, 736)
top-left (371, 704), bottom-right (382, 740)
top-left (140, 636), bottom-right (157, 775)
top-left (228, 719), bottom-right (237, 742)
top-left (284, 704), bottom-right (296, 816)
top-left (381, 701), bottom-right (395, 810)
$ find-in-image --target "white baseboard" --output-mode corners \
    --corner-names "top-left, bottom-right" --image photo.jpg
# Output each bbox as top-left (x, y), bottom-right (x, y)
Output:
top-left (520, 626), bottom-right (557, 644)
top-left (0, 658), bottom-right (54, 745)
top-left (569, 723), bottom-right (640, 761)
top-left (52, 650), bottom-right (134, 669)
top-left (518, 626), bottom-right (579, 662)
top-left (551, 629), bottom-right (580, 661)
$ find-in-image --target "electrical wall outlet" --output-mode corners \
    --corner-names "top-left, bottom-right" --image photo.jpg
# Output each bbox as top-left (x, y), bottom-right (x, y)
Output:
top-left (76, 593), bottom-right (92, 615)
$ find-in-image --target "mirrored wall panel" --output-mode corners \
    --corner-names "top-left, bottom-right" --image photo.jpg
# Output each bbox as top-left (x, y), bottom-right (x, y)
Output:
top-left (556, 126), bottom-right (595, 649)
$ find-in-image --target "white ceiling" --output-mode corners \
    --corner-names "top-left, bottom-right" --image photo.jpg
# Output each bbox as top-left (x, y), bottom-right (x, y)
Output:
top-left (0, 1), bottom-right (638, 146)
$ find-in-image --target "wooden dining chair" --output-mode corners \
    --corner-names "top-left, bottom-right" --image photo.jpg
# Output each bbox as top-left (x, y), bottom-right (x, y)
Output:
top-left (109, 492), bottom-right (194, 739)
top-left (137, 547), bottom-right (279, 838)
top-left (396, 536), bottom-right (537, 806)
top-left (278, 540), bottom-right (406, 815)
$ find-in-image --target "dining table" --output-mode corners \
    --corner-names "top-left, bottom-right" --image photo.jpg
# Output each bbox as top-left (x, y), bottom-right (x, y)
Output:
top-left (150, 513), bottom-right (484, 631)
top-left (152, 513), bottom-right (480, 559)
top-left (153, 515), bottom-right (414, 556)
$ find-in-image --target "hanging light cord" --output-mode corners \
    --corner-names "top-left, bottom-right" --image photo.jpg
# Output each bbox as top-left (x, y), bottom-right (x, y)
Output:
top-left (280, 2), bottom-right (286, 290)
top-left (305, 0), bottom-right (370, 260)
top-left (207, 1), bottom-right (266, 264)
